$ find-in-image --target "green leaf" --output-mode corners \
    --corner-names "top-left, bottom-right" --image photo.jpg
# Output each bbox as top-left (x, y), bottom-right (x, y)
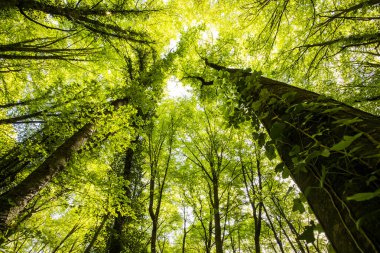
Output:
top-left (347, 188), bottom-right (380, 202)
top-left (366, 175), bottom-right (377, 185)
top-left (258, 132), bottom-right (266, 147)
top-left (265, 143), bottom-right (276, 160)
top-left (315, 224), bottom-right (324, 233)
top-left (333, 117), bottom-right (363, 126)
top-left (282, 168), bottom-right (290, 179)
top-left (297, 225), bottom-right (315, 243)
top-left (268, 97), bottom-right (278, 105)
top-left (292, 198), bottom-right (305, 213)
top-left (320, 149), bottom-right (330, 157)
top-left (330, 133), bottom-right (363, 151)
top-left (289, 145), bottom-right (300, 156)
top-left (259, 88), bottom-right (270, 100)
top-left (322, 107), bottom-right (343, 114)
top-left (281, 91), bottom-right (297, 103)
top-left (295, 160), bottom-right (307, 173)
top-left (270, 122), bottom-right (286, 140)
top-left (275, 162), bottom-right (284, 173)
top-left (320, 165), bottom-right (327, 188)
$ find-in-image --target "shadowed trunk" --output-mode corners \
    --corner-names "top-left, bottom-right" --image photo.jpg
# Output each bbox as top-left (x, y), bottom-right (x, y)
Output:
top-left (212, 174), bottom-right (223, 253)
top-left (108, 146), bottom-right (135, 253)
top-left (206, 61), bottom-right (380, 253)
top-left (84, 214), bottom-right (109, 253)
top-left (263, 205), bottom-right (285, 253)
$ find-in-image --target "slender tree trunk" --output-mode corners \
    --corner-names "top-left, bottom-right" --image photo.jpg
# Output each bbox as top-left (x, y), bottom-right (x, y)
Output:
top-left (207, 213), bottom-right (213, 253)
top-left (254, 151), bottom-right (263, 253)
top-left (271, 197), bottom-right (306, 253)
top-left (148, 118), bottom-right (175, 253)
top-left (51, 223), bottom-right (81, 253)
top-left (278, 222), bottom-right (299, 253)
top-left (212, 175), bottom-right (223, 253)
top-left (150, 218), bottom-right (158, 253)
top-left (84, 215), bottom-right (108, 253)
top-left (181, 206), bottom-right (191, 253)
top-left (108, 214), bottom-right (124, 253)
top-left (263, 205), bottom-right (285, 253)
top-left (240, 150), bottom-right (263, 253)
top-left (206, 61), bottom-right (380, 253)
top-left (181, 222), bottom-right (187, 253)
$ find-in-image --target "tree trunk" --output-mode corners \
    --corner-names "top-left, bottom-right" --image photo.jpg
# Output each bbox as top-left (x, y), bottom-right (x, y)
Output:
top-left (84, 215), bottom-right (108, 253)
top-left (263, 205), bottom-right (285, 253)
top-left (212, 176), bottom-right (223, 253)
top-left (251, 76), bottom-right (380, 253)
top-left (206, 62), bottom-right (380, 252)
top-left (0, 123), bottom-right (94, 232)
top-left (271, 197), bottom-right (306, 253)
top-left (148, 164), bottom-right (158, 253)
top-left (108, 146), bottom-right (135, 253)
top-left (51, 223), bottom-right (81, 253)
top-left (0, 99), bottom-right (128, 234)
top-left (150, 218), bottom-right (158, 253)
top-left (240, 148), bottom-right (263, 253)
top-left (181, 224), bottom-right (187, 253)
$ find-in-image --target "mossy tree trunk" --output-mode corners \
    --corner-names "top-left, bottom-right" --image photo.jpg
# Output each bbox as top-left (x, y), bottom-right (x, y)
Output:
top-left (248, 75), bottom-right (380, 253)
top-left (206, 62), bottom-right (380, 253)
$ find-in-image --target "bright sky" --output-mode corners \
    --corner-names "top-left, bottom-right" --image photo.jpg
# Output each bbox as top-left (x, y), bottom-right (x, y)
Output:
top-left (165, 76), bottom-right (193, 99)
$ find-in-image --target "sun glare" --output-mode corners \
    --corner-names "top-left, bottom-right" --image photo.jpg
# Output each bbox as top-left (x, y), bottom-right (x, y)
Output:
top-left (165, 76), bottom-right (193, 99)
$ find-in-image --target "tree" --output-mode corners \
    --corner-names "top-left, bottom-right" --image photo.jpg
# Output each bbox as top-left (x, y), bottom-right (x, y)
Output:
top-left (1, 0), bottom-right (155, 43)
top-left (203, 60), bottom-right (380, 253)
top-left (237, 133), bottom-right (264, 253)
top-left (182, 107), bottom-right (236, 253)
top-left (146, 107), bottom-right (178, 253)
top-left (107, 138), bottom-right (147, 253)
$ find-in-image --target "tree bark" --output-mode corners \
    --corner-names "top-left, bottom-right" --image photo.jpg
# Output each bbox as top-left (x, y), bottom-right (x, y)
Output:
top-left (240, 154), bottom-right (263, 253)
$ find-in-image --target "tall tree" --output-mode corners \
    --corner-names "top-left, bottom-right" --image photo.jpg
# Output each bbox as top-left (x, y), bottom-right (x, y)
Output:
top-left (204, 60), bottom-right (380, 253)
top-left (182, 107), bottom-right (240, 253)
top-left (146, 104), bottom-right (178, 253)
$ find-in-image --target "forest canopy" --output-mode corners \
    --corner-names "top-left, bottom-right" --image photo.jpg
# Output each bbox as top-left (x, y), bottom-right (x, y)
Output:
top-left (0, 0), bottom-right (379, 252)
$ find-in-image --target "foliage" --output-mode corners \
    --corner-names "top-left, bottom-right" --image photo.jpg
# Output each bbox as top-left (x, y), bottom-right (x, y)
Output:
top-left (1, 0), bottom-right (379, 252)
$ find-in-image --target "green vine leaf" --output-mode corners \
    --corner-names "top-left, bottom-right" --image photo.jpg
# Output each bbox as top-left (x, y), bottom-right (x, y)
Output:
top-left (297, 225), bottom-right (315, 243)
top-left (270, 122), bottom-right (286, 140)
top-left (320, 149), bottom-right (330, 157)
top-left (292, 198), bottom-right (305, 213)
top-left (265, 143), bottom-right (276, 160)
top-left (333, 117), bottom-right (363, 126)
top-left (275, 162), bottom-right (284, 173)
top-left (330, 133), bottom-right (363, 151)
top-left (347, 188), bottom-right (380, 202)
